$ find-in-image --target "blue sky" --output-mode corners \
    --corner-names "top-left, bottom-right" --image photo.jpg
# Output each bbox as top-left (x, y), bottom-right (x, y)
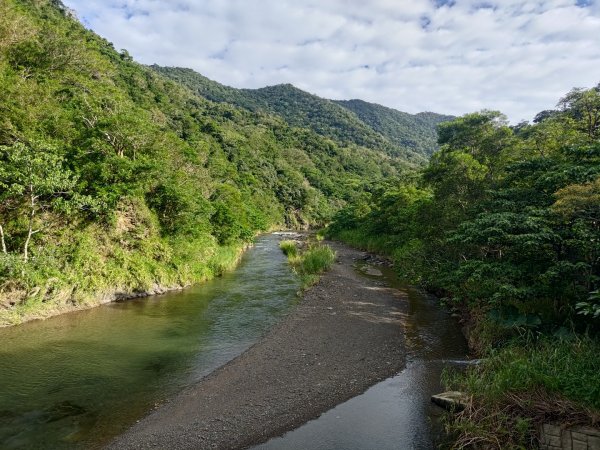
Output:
top-left (62, 0), bottom-right (600, 122)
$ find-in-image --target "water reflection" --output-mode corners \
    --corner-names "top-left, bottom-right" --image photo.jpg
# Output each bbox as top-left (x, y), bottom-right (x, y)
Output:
top-left (256, 262), bottom-right (469, 450)
top-left (0, 234), bottom-right (300, 449)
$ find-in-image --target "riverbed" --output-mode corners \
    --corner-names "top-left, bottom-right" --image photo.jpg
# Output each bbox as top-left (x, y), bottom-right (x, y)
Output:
top-left (0, 235), bottom-right (468, 450)
top-left (255, 263), bottom-right (469, 450)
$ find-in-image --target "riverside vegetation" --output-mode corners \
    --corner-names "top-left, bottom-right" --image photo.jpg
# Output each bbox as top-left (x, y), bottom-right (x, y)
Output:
top-left (0, 0), bottom-right (443, 325)
top-left (279, 239), bottom-right (336, 287)
top-left (1, 0), bottom-right (598, 448)
top-left (327, 88), bottom-right (600, 446)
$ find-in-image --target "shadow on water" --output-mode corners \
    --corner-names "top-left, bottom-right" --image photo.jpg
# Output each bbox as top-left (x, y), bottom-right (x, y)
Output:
top-left (0, 234), bottom-right (300, 449)
top-left (256, 261), bottom-right (470, 450)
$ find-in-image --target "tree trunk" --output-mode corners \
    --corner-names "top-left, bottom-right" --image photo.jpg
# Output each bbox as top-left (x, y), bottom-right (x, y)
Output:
top-left (23, 227), bottom-right (32, 262)
top-left (23, 188), bottom-right (35, 262)
top-left (0, 224), bottom-right (6, 254)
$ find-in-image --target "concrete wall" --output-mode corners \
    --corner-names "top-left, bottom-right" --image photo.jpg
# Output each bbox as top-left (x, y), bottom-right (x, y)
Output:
top-left (539, 424), bottom-right (600, 450)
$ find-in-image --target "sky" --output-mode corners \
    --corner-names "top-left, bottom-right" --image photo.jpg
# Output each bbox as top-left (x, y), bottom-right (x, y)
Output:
top-left (61, 0), bottom-right (600, 122)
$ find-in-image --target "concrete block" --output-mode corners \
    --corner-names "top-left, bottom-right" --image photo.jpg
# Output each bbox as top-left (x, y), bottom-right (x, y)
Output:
top-left (572, 432), bottom-right (589, 443)
top-left (543, 424), bottom-right (562, 437)
top-left (588, 436), bottom-right (600, 450)
top-left (561, 429), bottom-right (573, 450)
top-left (430, 391), bottom-right (468, 411)
top-left (546, 435), bottom-right (562, 448)
top-left (540, 423), bottom-right (600, 450)
top-left (577, 428), bottom-right (600, 439)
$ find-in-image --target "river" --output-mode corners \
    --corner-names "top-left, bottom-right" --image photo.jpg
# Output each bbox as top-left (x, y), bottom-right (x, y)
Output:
top-left (0, 234), bottom-right (468, 450)
top-left (0, 234), bottom-right (300, 449)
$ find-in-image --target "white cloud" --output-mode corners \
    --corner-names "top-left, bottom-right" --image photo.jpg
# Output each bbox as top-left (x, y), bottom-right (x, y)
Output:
top-left (62, 0), bottom-right (600, 122)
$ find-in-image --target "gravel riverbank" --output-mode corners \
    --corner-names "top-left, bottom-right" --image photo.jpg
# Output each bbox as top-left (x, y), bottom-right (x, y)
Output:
top-left (107, 241), bottom-right (408, 450)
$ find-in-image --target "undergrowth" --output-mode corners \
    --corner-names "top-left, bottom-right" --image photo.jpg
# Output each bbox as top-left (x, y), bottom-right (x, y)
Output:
top-left (442, 336), bottom-right (600, 449)
top-left (0, 200), bottom-right (247, 326)
top-left (279, 240), bottom-right (298, 258)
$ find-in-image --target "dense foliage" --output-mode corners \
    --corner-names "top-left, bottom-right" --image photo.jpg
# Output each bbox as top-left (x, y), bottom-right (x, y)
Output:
top-left (334, 99), bottom-right (454, 157)
top-left (330, 88), bottom-right (600, 337)
top-left (0, 0), bottom-right (414, 324)
top-left (152, 66), bottom-right (452, 163)
top-left (329, 86), bottom-right (600, 445)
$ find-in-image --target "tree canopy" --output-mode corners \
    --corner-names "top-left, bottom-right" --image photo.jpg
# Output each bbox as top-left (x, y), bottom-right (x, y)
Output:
top-left (330, 88), bottom-right (600, 336)
top-left (0, 0), bottom-right (421, 322)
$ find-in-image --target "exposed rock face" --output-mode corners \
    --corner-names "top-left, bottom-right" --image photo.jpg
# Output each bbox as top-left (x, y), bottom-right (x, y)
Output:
top-left (49, 0), bottom-right (78, 19)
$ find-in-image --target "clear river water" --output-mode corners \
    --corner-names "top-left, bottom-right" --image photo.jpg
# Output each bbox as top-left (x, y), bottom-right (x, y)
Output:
top-left (256, 262), bottom-right (470, 450)
top-left (0, 234), bottom-right (300, 449)
top-left (0, 234), bottom-right (468, 450)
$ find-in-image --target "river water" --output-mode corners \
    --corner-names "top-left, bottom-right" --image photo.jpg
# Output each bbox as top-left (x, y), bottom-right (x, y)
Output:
top-left (255, 263), bottom-right (470, 450)
top-left (0, 235), bottom-right (468, 450)
top-left (0, 234), bottom-right (300, 449)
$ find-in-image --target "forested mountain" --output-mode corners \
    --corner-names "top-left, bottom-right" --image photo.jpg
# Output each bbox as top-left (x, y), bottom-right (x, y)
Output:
top-left (334, 99), bottom-right (454, 156)
top-left (2, 1), bottom-right (598, 447)
top-left (0, 0), bottom-right (415, 324)
top-left (152, 66), bottom-right (450, 162)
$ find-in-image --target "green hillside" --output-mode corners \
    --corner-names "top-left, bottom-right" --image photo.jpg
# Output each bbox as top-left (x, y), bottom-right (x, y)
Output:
top-left (329, 87), bottom-right (600, 445)
top-left (334, 99), bottom-right (454, 156)
top-left (0, 0), bottom-right (410, 324)
top-left (2, 1), bottom-right (598, 447)
top-left (152, 66), bottom-right (449, 162)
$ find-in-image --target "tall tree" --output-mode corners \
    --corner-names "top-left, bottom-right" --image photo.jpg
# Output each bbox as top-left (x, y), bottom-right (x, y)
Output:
top-left (0, 140), bottom-right (75, 260)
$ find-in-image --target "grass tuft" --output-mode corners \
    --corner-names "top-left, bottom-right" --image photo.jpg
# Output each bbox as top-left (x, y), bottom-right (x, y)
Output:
top-left (279, 240), bottom-right (298, 258)
top-left (298, 245), bottom-right (336, 276)
top-left (280, 238), bottom-right (336, 288)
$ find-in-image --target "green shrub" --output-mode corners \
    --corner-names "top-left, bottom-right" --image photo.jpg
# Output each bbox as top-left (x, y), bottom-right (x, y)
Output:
top-left (300, 246), bottom-right (336, 275)
top-left (279, 240), bottom-right (298, 257)
top-left (281, 241), bottom-right (336, 288)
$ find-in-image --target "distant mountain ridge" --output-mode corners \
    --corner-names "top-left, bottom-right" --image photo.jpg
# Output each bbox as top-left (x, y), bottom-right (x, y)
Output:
top-left (151, 66), bottom-right (453, 162)
top-left (334, 99), bottom-right (454, 157)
